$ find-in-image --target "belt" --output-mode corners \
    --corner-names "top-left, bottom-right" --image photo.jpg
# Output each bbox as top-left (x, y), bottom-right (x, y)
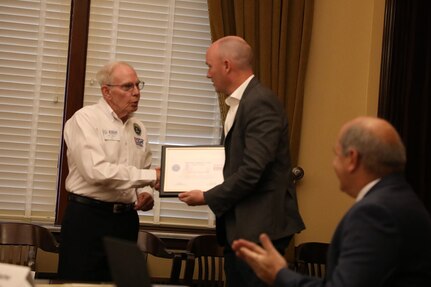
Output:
top-left (68, 193), bottom-right (135, 214)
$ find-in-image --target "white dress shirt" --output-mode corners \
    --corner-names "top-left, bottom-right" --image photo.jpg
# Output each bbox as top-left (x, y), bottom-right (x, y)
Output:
top-left (224, 75), bottom-right (254, 136)
top-left (64, 98), bottom-right (156, 203)
top-left (355, 178), bottom-right (381, 202)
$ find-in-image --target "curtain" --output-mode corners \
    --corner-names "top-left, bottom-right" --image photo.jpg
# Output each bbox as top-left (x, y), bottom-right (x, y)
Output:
top-left (207, 0), bottom-right (314, 165)
top-left (379, 0), bottom-right (431, 213)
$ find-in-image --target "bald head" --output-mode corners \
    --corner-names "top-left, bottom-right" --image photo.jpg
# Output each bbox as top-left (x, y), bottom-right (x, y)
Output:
top-left (210, 36), bottom-right (253, 71)
top-left (205, 36), bottom-right (254, 95)
top-left (339, 116), bottom-right (406, 177)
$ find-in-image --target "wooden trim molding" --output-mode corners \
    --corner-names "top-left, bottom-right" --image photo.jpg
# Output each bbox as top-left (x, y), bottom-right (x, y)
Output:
top-left (55, 0), bottom-right (91, 225)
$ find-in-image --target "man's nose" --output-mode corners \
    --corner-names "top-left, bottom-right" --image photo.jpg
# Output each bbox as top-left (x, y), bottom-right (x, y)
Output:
top-left (132, 84), bottom-right (140, 95)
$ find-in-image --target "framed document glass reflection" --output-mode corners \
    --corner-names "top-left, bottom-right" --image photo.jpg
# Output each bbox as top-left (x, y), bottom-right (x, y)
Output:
top-left (159, 145), bottom-right (225, 197)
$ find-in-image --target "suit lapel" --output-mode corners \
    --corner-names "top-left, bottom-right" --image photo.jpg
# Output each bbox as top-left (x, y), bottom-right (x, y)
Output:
top-left (223, 77), bottom-right (260, 143)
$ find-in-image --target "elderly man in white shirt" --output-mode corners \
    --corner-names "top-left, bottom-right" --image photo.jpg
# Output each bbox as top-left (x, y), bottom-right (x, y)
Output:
top-left (58, 61), bottom-right (159, 282)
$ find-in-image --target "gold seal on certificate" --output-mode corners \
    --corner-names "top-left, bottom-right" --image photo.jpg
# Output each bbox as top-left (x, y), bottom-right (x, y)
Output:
top-left (159, 145), bottom-right (225, 197)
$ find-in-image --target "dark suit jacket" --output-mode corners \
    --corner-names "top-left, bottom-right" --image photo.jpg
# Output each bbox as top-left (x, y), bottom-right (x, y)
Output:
top-left (204, 77), bottom-right (305, 244)
top-left (275, 173), bottom-right (431, 287)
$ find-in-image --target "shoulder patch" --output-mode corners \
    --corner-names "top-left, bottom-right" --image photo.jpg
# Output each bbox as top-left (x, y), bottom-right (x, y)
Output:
top-left (133, 123), bottom-right (142, 136)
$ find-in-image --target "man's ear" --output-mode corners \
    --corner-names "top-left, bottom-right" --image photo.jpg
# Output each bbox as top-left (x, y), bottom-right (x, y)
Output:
top-left (101, 86), bottom-right (111, 100)
top-left (346, 149), bottom-right (360, 173)
top-left (223, 59), bottom-right (231, 72)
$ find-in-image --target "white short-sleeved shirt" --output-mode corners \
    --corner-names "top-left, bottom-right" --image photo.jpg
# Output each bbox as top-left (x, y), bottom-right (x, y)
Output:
top-left (64, 98), bottom-right (156, 203)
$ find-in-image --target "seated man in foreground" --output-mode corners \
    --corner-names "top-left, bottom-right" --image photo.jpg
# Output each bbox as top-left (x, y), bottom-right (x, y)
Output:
top-left (232, 116), bottom-right (431, 287)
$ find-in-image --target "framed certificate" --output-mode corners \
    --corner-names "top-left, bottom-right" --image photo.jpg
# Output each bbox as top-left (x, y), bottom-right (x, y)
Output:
top-left (159, 145), bottom-right (225, 197)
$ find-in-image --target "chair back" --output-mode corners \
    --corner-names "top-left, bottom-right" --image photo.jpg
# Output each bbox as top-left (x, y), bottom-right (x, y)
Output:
top-left (137, 230), bottom-right (175, 260)
top-left (184, 234), bottom-right (224, 287)
top-left (294, 242), bottom-right (329, 278)
top-left (136, 230), bottom-right (184, 284)
top-left (0, 222), bottom-right (58, 271)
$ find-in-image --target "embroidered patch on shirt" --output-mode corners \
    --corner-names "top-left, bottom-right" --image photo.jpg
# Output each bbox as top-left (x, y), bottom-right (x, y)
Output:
top-left (134, 137), bottom-right (144, 147)
top-left (102, 129), bottom-right (121, 141)
top-left (133, 123), bottom-right (142, 136)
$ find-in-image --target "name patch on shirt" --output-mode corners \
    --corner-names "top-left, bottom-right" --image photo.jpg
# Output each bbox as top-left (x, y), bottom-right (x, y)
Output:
top-left (134, 137), bottom-right (144, 147)
top-left (102, 129), bottom-right (121, 141)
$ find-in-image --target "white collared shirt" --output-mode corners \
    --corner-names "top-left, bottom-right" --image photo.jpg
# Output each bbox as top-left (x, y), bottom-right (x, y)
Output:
top-left (224, 75), bottom-right (255, 136)
top-left (355, 178), bottom-right (381, 202)
top-left (64, 98), bottom-right (156, 203)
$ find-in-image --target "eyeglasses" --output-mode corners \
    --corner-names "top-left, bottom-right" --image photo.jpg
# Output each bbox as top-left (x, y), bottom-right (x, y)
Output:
top-left (106, 81), bottom-right (145, 91)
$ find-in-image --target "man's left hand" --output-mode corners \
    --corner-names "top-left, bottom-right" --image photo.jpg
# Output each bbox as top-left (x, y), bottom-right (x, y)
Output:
top-left (135, 192), bottom-right (154, 211)
top-left (178, 190), bottom-right (205, 206)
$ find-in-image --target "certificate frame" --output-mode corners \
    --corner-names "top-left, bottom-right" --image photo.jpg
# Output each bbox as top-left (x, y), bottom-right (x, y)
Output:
top-left (159, 145), bottom-right (225, 197)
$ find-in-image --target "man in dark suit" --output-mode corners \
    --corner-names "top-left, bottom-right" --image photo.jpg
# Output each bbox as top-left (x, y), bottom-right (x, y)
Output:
top-left (178, 36), bottom-right (305, 287)
top-left (232, 116), bottom-right (431, 287)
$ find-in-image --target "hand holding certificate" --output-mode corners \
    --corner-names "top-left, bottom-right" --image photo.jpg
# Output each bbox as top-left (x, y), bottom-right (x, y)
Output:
top-left (159, 145), bottom-right (225, 197)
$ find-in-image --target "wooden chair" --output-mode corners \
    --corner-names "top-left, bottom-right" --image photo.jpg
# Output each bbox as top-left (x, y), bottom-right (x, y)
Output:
top-left (184, 234), bottom-right (224, 287)
top-left (292, 242), bottom-right (329, 278)
top-left (136, 230), bottom-right (184, 284)
top-left (0, 222), bottom-right (59, 274)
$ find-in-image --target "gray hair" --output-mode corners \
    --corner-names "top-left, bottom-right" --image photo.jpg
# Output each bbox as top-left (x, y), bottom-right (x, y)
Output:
top-left (96, 61), bottom-right (134, 86)
top-left (340, 121), bottom-right (406, 176)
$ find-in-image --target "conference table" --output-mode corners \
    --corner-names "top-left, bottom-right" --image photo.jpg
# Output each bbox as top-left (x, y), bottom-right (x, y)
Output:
top-left (36, 283), bottom-right (186, 287)
top-left (36, 284), bottom-right (113, 287)
top-left (35, 280), bottom-right (186, 287)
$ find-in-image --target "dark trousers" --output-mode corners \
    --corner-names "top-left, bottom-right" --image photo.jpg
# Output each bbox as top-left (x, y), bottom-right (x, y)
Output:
top-left (58, 200), bottom-right (139, 282)
top-left (224, 235), bottom-right (292, 287)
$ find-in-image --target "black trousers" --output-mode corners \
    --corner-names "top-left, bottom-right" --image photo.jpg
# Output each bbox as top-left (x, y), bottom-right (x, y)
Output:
top-left (223, 235), bottom-right (292, 287)
top-left (58, 200), bottom-right (139, 282)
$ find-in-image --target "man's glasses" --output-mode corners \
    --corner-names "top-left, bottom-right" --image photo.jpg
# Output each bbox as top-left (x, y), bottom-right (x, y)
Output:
top-left (106, 81), bottom-right (145, 91)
